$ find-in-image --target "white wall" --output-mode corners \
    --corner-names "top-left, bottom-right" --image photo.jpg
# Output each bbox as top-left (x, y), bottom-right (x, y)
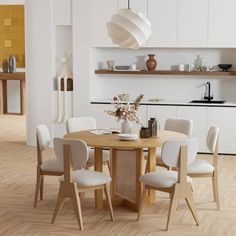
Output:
top-left (7, 81), bottom-right (20, 113)
top-left (25, 0), bottom-right (54, 146)
top-left (55, 26), bottom-right (72, 78)
top-left (72, 0), bottom-right (91, 116)
top-left (90, 48), bottom-right (236, 102)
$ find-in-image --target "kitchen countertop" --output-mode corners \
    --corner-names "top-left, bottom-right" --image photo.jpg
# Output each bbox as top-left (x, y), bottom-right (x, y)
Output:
top-left (91, 99), bottom-right (236, 107)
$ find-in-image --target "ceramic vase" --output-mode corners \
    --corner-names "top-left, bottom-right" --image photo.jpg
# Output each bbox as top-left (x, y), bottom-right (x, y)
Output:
top-left (9, 54), bottom-right (16, 73)
top-left (121, 120), bottom-right (132, 134)
top-left (2, 59), bottom-right (8, 73)
top-left (146, 54), bottom-right (157, 71)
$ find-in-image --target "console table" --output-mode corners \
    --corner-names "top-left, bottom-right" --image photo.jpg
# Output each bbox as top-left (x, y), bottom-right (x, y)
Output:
top-left (0, 72), bottom-right (25, 115)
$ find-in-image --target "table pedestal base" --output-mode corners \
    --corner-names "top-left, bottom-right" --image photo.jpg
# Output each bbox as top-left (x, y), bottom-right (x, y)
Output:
top-left (110, 148), bottom-right (144, 211)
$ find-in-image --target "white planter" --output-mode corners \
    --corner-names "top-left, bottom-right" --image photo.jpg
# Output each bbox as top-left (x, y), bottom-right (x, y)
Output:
top-left (121, 120), bottom-right (132, 134)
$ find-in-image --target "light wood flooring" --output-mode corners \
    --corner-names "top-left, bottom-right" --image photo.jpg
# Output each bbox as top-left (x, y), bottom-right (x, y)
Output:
top-left (1, 115), bottom-right (236, 236)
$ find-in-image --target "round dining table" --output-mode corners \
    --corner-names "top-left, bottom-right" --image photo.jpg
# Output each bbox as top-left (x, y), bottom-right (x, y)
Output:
top-left (65, 130), bottom-right (186, 211)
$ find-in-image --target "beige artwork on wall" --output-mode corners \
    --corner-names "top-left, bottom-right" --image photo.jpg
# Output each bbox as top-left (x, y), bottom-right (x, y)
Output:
top-left (0, 5), bottom-right (25, 68)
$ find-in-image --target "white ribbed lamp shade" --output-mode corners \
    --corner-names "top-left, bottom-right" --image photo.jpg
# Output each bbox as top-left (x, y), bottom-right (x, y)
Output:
top-left (107, 9), bottom-right (152, 49)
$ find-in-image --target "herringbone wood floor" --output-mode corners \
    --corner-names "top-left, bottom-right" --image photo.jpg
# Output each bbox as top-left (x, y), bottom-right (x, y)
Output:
top-left (1, 115), bottom-right (236, 236)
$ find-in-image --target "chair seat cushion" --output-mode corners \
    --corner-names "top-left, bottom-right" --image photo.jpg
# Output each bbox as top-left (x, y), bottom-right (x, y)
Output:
top-left (87, 149), bottom-right (110, 164)
top-left (41, 159), bottom-right (63, 172)
top-left (188, 159), bottom-right (214, 174)
top-left (140, 171), bottom-right (192, 188)
top-left (59, 170), bottom-right (111, 187)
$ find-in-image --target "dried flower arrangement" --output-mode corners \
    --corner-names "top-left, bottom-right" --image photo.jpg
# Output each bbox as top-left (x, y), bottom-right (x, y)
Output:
top-left (105, 94), bottom-right (144, 124)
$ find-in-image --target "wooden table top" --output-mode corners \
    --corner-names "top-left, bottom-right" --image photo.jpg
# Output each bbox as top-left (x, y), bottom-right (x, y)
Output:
top-left (64, 130), bottom-right (186, 149)
top-left (0, 72), bottom-right (25, 81)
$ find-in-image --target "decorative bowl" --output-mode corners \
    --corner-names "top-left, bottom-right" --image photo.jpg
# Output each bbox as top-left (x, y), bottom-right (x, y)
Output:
top-left (218, 64), bottom-right (232, 72)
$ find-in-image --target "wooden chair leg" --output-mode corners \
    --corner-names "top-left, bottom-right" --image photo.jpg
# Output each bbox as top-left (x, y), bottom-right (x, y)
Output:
top-left (51, 182), bottom-right (66, 224)
top-left (166, 187), bottom-right (179, 231)
top-left (104, 184), bottom-right (114, 221)
top-left (71, 184), bottom-right (83, 231)
top-left (40, 175), bottom-right (44, 200)
top-left (145, 159), bottom-right (149, 174)
top-left (33, 168), bottom-right (41, 208)
top-left (185, 184), bottom-right (199, 225)
top-left (137, 185), bottom-right (147, 221)
top-left (106, 161), bottom-right (111, 175)
top-left (212, 173), bottom-right (220, 210)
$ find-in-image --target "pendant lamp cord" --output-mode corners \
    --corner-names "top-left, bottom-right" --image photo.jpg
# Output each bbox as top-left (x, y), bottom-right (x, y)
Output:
top-left (128, 0), bottom-right (130, 9)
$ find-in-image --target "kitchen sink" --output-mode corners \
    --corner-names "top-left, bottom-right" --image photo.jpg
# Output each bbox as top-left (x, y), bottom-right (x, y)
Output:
top-left (190, 100), bottom-right (226, 104)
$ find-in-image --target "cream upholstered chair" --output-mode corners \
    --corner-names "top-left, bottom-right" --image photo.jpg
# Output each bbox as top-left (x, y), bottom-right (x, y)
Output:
top-left (188, 126), bottom-right (220, 209)
top-left (138, 138), bottom-right (199, 231)
top-left (145, 118), bottom-right (193, 171)
top-left (66, 116), bottom-right (110, 172)
top-left (34, 125), bottom-right (63, 208)
top-left (51, 138), bottom-right (114, 231)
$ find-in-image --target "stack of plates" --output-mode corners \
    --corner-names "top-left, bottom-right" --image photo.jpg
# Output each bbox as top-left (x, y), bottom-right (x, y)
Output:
top-left (118, 133), bottom-right (138, 141)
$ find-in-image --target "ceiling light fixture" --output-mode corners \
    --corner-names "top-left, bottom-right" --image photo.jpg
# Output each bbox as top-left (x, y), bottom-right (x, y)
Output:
top-left (106, 0), bottom-right (152, 49)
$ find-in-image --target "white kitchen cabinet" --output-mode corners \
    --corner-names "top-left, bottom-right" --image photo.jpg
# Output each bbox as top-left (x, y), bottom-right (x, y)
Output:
top-left (89, 0), bottom-right (236, 48)
top-left (90, 103), bottom-right (236, 154)
top-left (207, 107), bottom-right (236, 154)
top-left (177, 106), bottom-right (207, 152)
top-left (209, 0), bottom-right (236, 47)
top-left (90, 104), bottom-right (147, 133)
top-left (148, 0), bottom-right (208, 47)
top-left (53, 0), bottom-right (71, 25)
top-left (178, 0), bottom-right (208, 46)
top-left (148, 0), bottom-right (178, 47)
top-left (147, 105), bottom-right (177, 131)
top-left (90, 0), bottom-right (117, 47)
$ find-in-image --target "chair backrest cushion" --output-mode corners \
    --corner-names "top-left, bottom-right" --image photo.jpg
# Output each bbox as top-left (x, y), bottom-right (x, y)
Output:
top-left (207, 126), bottom-right (219, 153)
top-left (66, 116), bottom-right (97, 133)
top-left (161, 138), bottom-right (198, 168)
top-left (53, 138), bottom-right (89, 170)
top-left (36, 124), bottom-right (51, 151)
top-left (165, 118), bottom-right (193, 137)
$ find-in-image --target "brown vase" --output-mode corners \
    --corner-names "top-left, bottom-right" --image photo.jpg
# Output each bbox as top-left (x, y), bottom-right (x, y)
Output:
top-left (146, 54), bottom-right (157, 71)
top-left (2, 59), bottom-right (8, 73)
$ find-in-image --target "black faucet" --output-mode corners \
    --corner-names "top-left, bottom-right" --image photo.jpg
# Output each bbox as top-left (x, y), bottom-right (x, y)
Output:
top-left (204, 81), bottom-right (213, 101)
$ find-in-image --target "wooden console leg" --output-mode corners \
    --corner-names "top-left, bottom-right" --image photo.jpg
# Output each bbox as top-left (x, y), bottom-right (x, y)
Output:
top-left (20, 80), bottom-right (26, 115)
top-left (2, 80), bottom-right (7, 114)
top-left (0, 80), bottom-right (3, 115)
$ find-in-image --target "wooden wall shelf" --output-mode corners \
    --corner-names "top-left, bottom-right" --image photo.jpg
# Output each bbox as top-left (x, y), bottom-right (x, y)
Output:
top-left (95, 69), bottom-right (236, 76)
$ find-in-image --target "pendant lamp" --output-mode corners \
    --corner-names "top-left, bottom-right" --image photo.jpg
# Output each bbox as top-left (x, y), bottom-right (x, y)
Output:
top-left (106, 0), bottom-right (152, 49)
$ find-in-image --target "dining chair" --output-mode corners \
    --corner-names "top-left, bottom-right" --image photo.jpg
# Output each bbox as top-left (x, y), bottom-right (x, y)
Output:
top-left (144, 118), bottom-right (193, 172)
top-left (138, 138), bottom-right (199, 231)
top-left (34, 125), bottom-right (64, 208)
top-left (66, 116), bottom-right (110, 173)
top-left (51, 138), bottom-right (114, 231)
top-left (187, 126), bottom-right (220, 209)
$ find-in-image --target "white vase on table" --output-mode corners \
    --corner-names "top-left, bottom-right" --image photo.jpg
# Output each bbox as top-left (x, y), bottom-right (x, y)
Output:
top-left (121, 120), bottom-right (132, 134)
